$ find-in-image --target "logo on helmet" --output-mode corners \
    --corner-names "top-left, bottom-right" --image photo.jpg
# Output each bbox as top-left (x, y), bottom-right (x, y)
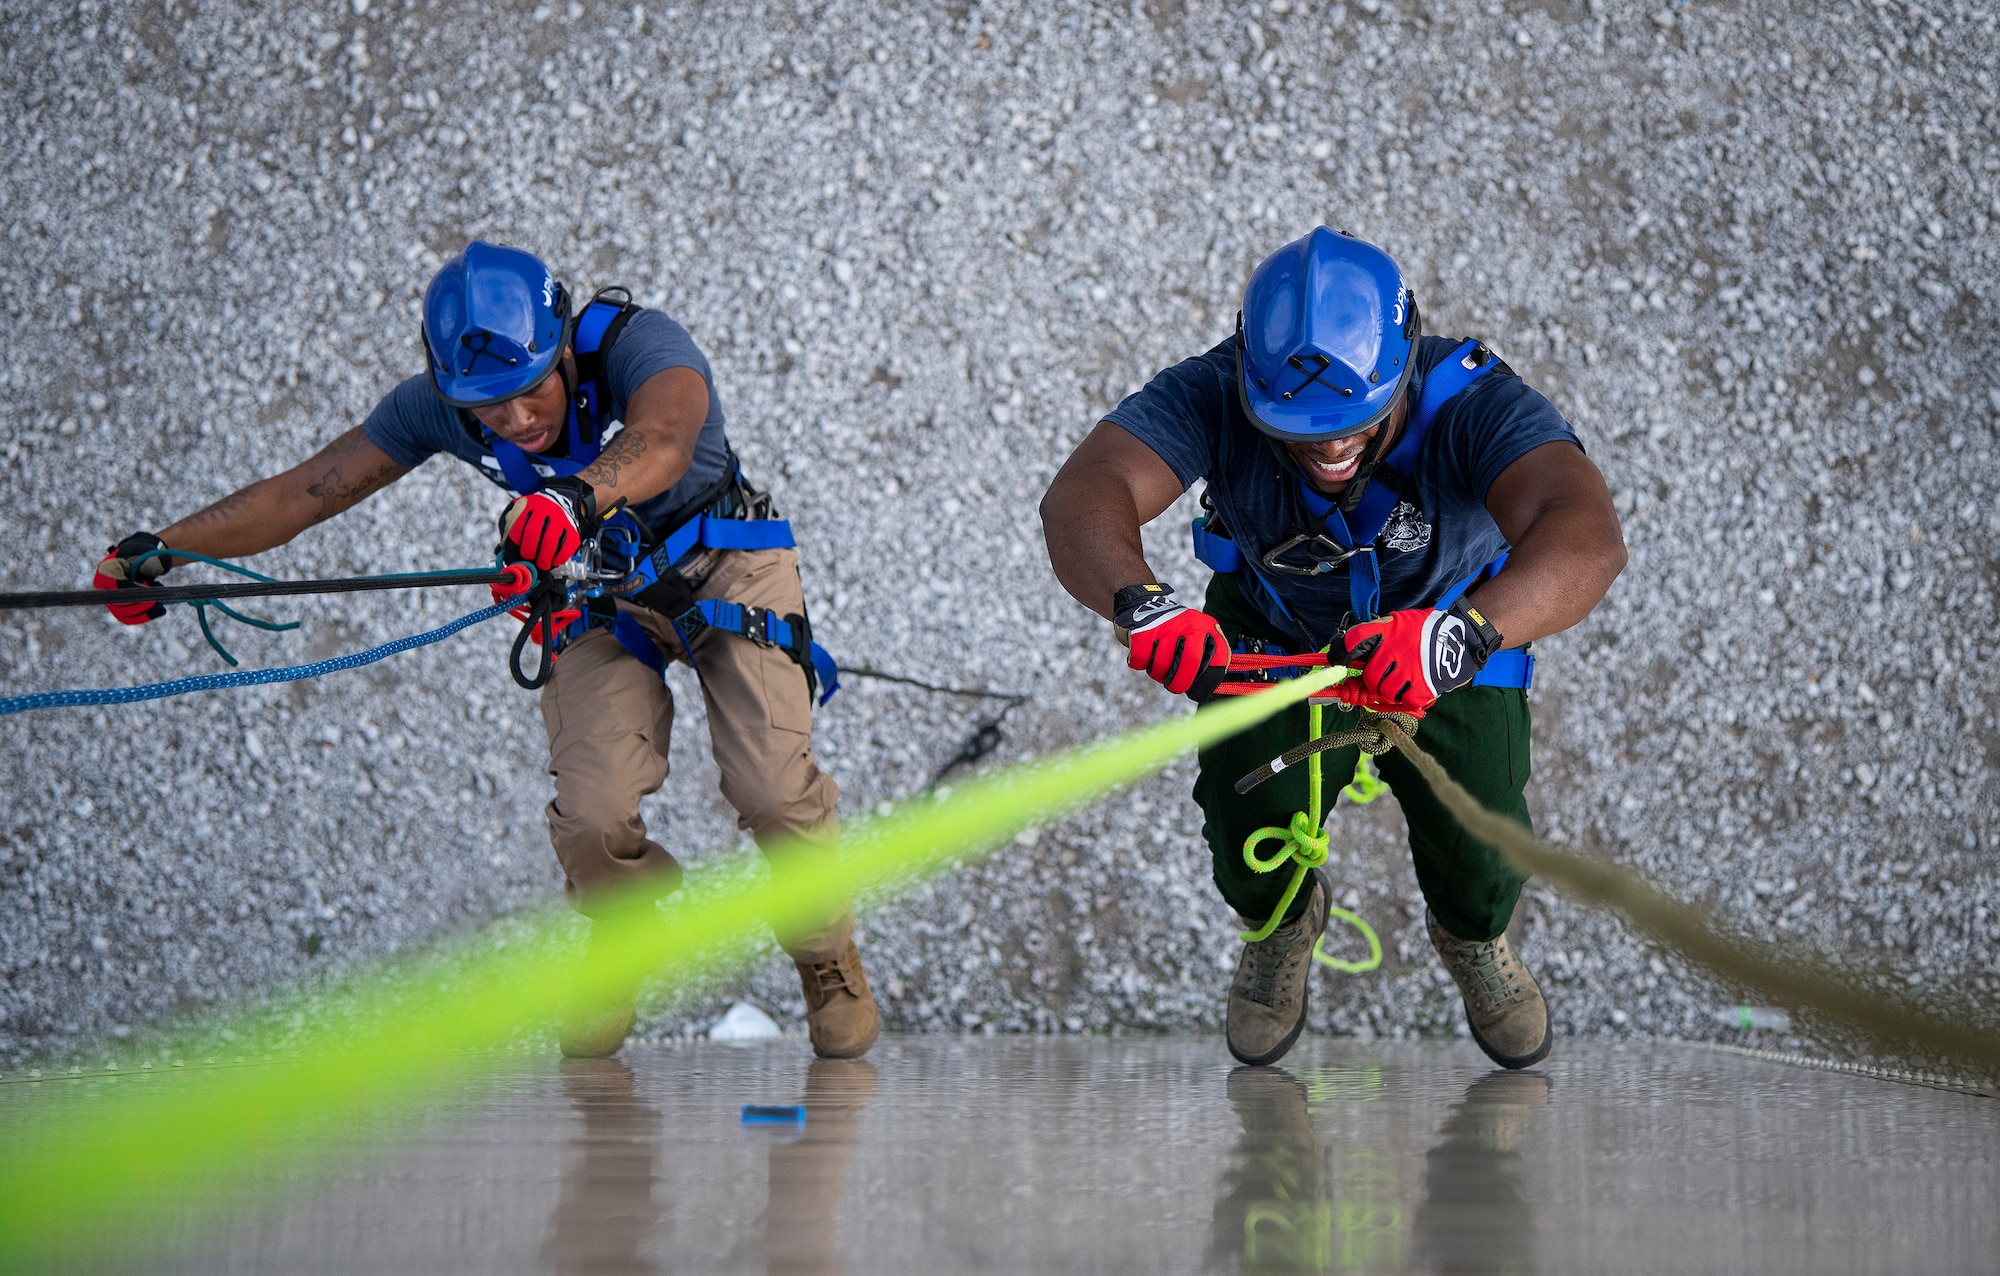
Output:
top-left (542, 272), bottom-right (555, 309)
top-left (1391, 290), bottom-right (1406, 328)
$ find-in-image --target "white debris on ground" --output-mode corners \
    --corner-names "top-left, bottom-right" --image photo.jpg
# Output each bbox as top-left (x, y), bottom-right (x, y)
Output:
top-left (707, 1001), bottom-right (783, 1042)
top-left (0, 0), bottom-right (1995, 1070)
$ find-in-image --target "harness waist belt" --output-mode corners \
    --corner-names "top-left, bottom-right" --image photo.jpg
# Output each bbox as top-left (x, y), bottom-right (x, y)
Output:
top-left (654, 512), bottom-right (798, 567)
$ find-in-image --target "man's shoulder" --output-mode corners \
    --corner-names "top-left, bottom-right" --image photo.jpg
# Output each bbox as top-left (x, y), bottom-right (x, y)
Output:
top-left (370, 373), bottom-right (459, 433)
top-left (363, 373), bottom-right (476, 466)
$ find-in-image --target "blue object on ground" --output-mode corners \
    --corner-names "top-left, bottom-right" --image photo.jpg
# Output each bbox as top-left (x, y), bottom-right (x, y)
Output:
top-left (741, 1104), bottom-right (807, 1126)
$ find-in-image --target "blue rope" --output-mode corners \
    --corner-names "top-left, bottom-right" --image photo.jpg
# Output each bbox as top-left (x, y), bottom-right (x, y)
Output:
top-left (0, 602), bottom-right (515, 717)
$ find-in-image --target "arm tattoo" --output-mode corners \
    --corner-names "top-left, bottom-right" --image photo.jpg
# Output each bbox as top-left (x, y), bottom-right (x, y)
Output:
top-left (580, 428), bottom-right (650, 494)
top-left (305, 458), bottom-right (403, 519)
top-left (303, 432), bottom-right (407, 521)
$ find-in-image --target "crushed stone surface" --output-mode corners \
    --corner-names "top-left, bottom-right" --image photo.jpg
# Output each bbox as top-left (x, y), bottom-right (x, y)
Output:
top-left (1, 0), bottom-right (1996, 1068)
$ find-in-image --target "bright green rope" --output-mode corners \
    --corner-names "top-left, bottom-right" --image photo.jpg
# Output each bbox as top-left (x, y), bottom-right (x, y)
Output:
top-left (1238, 696), bottom-right (1383, 973)
top-left (1342, 751), bottom-right (1389, 805)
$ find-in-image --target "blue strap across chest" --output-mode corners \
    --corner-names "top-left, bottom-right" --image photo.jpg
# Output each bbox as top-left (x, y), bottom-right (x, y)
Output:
top-left (1192, 340), bottom-right (1500, 629)
top-left (1296, 339), bottom-right (1497, 623)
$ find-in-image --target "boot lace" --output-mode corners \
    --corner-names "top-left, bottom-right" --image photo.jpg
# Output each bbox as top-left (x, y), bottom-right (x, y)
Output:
top-left (1242, 919), bottom-right (1307, 1007)
top-left (807, 957), bottom-right (856, 998)
top-left (1442, 936), bottom-right (1524, 1013)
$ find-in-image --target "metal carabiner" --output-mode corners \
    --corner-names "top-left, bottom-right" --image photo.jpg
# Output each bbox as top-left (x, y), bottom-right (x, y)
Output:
top-left (1259, 531), bottom-right (1363, 578)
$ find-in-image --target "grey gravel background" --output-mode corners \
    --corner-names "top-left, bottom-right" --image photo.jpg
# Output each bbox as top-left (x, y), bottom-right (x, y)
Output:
top-left (2, 0), bottom-right (1996, 1069)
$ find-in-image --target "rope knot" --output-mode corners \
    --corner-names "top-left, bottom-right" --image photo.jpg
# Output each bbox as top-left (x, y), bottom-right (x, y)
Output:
top-left (1285, 811), bottom-right (1329, 866)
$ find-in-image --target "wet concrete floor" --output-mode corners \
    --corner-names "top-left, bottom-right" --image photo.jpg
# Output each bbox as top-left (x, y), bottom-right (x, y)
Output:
top-left (138, 1037), bottom-right (1997, 1274)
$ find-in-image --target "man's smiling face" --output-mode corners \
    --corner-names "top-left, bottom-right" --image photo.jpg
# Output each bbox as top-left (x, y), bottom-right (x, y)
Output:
top-left (1282, 391), bottom-right (1409, 495)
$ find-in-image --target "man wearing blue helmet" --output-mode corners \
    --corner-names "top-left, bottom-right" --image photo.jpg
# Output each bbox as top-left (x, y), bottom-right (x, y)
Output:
top-left (1041, 228), bottom-right (1626, 1069)
top-left (91, 241), bottom-right (878, 1061)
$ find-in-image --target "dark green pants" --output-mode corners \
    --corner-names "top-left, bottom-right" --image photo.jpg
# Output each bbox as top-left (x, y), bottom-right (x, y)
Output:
top-left (1192, 573), bottom-right (1534, 943)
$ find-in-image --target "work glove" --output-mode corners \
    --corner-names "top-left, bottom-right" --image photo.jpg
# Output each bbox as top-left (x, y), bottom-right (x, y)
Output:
top-left (92, 532), bottom-right (173, 625)
top-left (1336, 597), bottom-right (1503, 716)
top-left (501, 476), bottom-right (596, 571)
top-left (1114, 582), bottom-right (1230, 703)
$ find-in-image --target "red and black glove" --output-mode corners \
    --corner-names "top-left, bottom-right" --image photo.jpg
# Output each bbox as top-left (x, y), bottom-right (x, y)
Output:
top-left (501, 476), bottom-right (597, 571)
top-left (1336, 597), bottom-right (1504, 715)
top-left (92, 532), bottom-right (174, 625)
top-left (1114, 582), bottom-right (1230, 703)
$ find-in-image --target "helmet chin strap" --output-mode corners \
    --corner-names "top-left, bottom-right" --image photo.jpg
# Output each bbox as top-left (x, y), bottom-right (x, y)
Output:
top-left (1334, 386), bottom-right (1410, 514)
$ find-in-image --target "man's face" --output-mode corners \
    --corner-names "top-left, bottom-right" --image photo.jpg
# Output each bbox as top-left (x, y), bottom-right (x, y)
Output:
top-left (470, 352), bottom-right (571, 453)
top-left (1283, 392), bottom-right (1409, 495)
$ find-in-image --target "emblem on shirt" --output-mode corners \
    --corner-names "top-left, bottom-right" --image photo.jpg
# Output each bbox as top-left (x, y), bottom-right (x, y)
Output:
top-left (1381, 500), bottom-right (1432, 553)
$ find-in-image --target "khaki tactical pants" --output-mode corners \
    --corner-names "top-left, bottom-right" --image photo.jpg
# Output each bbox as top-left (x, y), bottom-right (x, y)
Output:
top-left (539, 547), bottom-right (844, 951)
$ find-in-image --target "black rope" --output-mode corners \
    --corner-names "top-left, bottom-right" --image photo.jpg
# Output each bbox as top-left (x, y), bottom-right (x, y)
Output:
top-left (834, 664), bottom-right (1027, 789)
top-left (0, 569), bottom-right (514, 613)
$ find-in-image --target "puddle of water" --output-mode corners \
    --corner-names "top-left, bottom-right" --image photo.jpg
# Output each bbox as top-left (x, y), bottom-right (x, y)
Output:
top-left (99, 1037), bottom-right (2000, 1274)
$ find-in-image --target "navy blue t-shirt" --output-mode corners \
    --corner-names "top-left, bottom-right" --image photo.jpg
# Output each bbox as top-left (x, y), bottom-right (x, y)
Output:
top-left (1106, 334), bottom-right (1581, 645)
top-left (363, 308), bottom-right (732, 532)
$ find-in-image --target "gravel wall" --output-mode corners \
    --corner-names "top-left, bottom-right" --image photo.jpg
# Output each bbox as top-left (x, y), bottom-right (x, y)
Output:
top-left (2, 0), bottom-right (1996, 1067)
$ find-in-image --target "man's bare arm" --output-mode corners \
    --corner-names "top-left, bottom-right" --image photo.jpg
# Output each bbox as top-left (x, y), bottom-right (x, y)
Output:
top-left (155, 427), bottom-right (411, 562)
top-left (1039, 421), bottom-right (1188, 621)
top-left (1471, 440), bottom-right (1627, 646)
top-left (576, 366), bottom-right (709, 510)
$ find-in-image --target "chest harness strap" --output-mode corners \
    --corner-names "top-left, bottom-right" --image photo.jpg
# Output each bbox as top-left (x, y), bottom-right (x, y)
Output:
top-left (1192, 339), bottom-right (1533, 692)
top-left (476, 288), bottom-right (839, 705)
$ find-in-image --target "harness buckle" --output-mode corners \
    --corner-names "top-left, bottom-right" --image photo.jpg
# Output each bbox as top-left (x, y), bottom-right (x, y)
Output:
top-left (1260, 532), bottom-right (1365, 578)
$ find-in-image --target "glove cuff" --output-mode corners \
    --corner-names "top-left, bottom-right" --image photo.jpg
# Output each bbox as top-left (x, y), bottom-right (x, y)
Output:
top-left (540, 476), bottom-right (599, 527)
top-left (107, 532), bottom-right (171, 582)
top-left (1111, 582), bottom-right (1175, 630)
top-left (1445, 596), bottom-right (1504, 668)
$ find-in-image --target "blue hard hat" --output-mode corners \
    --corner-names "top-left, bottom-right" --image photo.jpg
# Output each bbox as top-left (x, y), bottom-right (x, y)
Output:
top-left (1236, 228), bottom-right (1420, 442)
top-left (422, 241), bottom-right (573, 408)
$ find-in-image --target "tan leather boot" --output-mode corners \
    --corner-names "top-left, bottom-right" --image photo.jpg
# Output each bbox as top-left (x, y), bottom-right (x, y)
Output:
top-left (558, 989), bottom-right (638, 1060)
top-left (558, 913), bottom-right (651, 1059)
top-left (1226, 869), bottom-right (1329, 1066)
top-left (787, 925), bottom-right (881, 1060)
top-left (1427, 910), bottom-right (1552, 1069)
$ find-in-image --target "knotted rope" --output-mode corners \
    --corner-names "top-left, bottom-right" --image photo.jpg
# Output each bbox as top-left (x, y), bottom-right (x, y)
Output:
top-left (1234, 697), bottom-right (1387, 973)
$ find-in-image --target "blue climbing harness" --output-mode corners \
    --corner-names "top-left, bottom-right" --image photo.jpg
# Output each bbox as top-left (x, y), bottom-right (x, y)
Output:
top-left (1192, 339), bottom-right (1534, 692)
top-left (478, 290), bottom-right (838, 705)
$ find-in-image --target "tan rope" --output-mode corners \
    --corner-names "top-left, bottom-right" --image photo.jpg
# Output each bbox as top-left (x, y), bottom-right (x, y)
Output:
top-left (1375, 716), bottom-right (2000, 1077)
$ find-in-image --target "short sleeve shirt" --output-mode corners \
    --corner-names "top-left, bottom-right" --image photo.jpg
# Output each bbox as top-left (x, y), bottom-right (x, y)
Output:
top-left (1105, 333), bottom-right (1582, 645)
top-left (363, 308), bottom-right (732, 532)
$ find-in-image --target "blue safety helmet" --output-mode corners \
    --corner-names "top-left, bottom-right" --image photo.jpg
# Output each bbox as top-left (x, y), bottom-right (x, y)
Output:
top-left (1236, 228), bottom-right (1420, 442)
top-left (422, 241), bottom-right (573, 408)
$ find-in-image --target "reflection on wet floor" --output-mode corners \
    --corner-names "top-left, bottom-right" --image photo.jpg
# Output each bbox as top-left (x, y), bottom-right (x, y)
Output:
top-left (126, 1037), bottom-right (1997, 1274)
top-left (543, 1060), bottom-right (665, 1276)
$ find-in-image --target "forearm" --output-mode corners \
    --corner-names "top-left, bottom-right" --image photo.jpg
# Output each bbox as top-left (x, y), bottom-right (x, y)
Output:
top-left (575, 423), bottom-right (691, 512)
top-left (1040, 479), bottom-right (1158, 623)
top-left (155, 478), bottom-right (320, 561)
top-left (1466, 501), bottom-right (1626, 646)
top-left (153, 427), bottom-right (408, 564)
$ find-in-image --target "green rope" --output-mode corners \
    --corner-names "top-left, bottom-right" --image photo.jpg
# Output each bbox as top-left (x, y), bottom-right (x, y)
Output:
top-left (1342, 752), bottom-right (1389, 804)
top-left (1235, 698), bottom-right (1384, 972)
top-left (129, 548), bottom-right (301, 665)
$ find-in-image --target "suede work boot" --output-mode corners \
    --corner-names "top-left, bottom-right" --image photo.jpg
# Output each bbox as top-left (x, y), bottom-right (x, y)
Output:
top-left (793, 936), bottom-right (881, 1060)
top-left (1427, 910), bottom-right (1552, 1069)
top-left (559, 992), bottom-right (638, 1060)
top-left (559, 912), bottom-right (653, 1059)
top-left (1226, 869), bottom-right (1330, 1067)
